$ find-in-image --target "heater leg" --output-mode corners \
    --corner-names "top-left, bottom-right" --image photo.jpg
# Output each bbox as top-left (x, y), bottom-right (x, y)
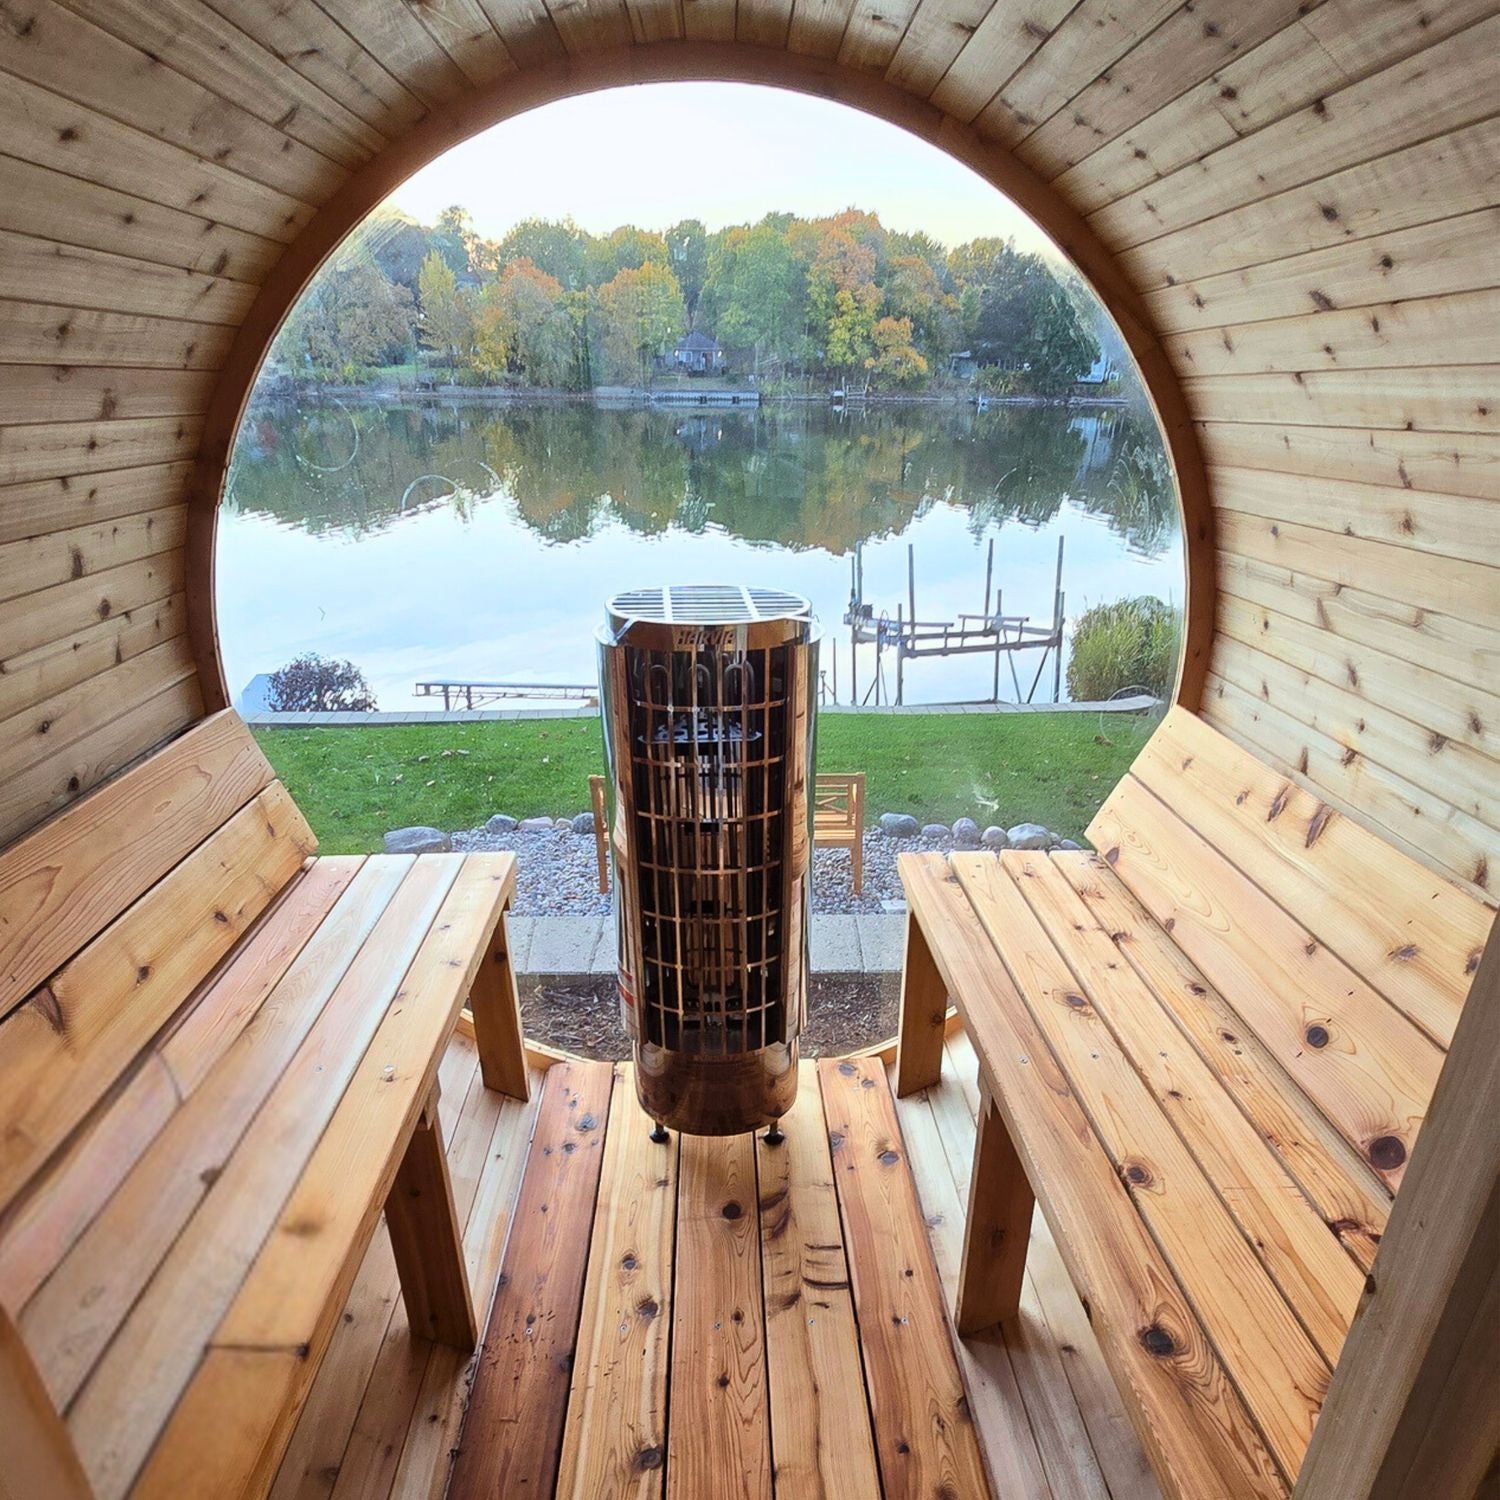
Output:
top-left (763, 1122), bottom-right (785, 1146)
top-left (650, 1122), bottom-right (670, 1144)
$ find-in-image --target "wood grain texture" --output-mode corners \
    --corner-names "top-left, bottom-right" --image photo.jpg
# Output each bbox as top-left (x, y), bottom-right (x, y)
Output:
top-left (755, 1064), bottom-right (881, 1500)
top-left (1053, 855), bottom-right (1391, 1271)
top-left (667, 1128), bottom-right (771, 1500)
top-left (1089, 777), bottom-right (1446, 1187)
top-left (955, 1084), bottom-right (1035, 1335)
top-left (0, 708), bottom-right (273, 1018)
top-left (556, 1065), bottom-right (678, 1500)
top-left (0, 781), bottom-right (313, 1215)
top-left (447, 1060), bottom-right (612, 1500)
top-left (952, 853), bottom-right (1330, 1475)
top-left (1294, 924), bottom-right (1500, 1500)
top-left (820, 1054), bottom-right (992, 1500)
top-left (900, 852), bottom-right (1286, 1499)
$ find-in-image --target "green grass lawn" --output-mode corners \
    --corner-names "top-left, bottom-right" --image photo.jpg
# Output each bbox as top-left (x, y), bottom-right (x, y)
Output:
top-left (254, 710), bottom-right (1157, 855)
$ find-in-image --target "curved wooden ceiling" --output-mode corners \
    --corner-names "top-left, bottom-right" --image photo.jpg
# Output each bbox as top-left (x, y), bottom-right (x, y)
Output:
top-left (0, 0), bottom-right (1495, 902)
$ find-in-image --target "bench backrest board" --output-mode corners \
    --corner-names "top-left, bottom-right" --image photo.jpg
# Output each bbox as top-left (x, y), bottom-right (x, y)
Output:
top-left (1088, 706), bottom-right (1494, 1192)
top-left (813, 773), bottom-right (865, 836)
top-left (0, 710), bottom-right (315, 1218)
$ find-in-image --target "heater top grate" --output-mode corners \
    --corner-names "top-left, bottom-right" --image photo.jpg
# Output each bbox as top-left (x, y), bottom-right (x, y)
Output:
top-left (608, 585), bottom-right (811, 626)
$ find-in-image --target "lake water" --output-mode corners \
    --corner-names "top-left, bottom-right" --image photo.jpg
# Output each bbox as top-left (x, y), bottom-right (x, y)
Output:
top-left (219, 398), bottom-right (1183, 710)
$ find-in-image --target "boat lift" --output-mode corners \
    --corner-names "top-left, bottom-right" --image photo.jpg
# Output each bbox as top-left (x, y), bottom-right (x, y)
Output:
top-left (843, 535), bottom-right (1065, 706)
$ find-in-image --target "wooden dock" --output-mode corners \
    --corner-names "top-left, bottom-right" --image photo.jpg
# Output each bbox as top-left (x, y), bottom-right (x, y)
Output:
top-left (414, 680), bottom-right (599, 710)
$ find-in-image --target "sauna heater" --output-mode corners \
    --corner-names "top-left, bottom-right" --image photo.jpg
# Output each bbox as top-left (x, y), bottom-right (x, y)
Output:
top-left (598, 586), bottom-right (818, 1137)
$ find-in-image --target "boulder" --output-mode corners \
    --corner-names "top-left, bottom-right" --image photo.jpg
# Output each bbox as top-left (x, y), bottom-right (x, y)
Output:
top-left (554, 818), bottom-right (572, 831)
top-left (921, 823), bottom-right (952, 841)
top-left (1007, 822), bottom-right (1052, 850)
top-left (1058, 838), bottom-right (1084, 851)
top-left (383, 826), bottom-right (450, 855)
top-left (952, 816), bottom-right (981, 848)
top-left (518, 816), bottom-right (555, 833)
top-left (980, 825), bottom-right (1010, 850)
top-left (484, 813), bottom-right (517, 835)
top-left (879, 812), bottom-right (921, 838)
top-left (572, 811), bottom-right (596, 835)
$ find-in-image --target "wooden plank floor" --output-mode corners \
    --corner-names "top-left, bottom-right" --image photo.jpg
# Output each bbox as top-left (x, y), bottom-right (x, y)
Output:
top-left (272, 1031), bottom-right (1162, 1500)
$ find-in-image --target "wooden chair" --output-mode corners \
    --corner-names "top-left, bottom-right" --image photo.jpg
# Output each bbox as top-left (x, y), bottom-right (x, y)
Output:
top-left (813, 772), bottom-right (866, 894)
top-left (591, 772), bottom-right (867, 895)
top-left (894, 705), bottom-right (1495, 1499)
top-left (0, 710), bottom-right (528, 1500)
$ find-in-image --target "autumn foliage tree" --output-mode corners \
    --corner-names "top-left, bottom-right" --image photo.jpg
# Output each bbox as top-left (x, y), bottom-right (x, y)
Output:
top-left (284, 203), bottom-right (1109, 396)
top-left (595, 260), bottom-right (686, 385)
top-left (267, 654), bottom-right (378, 712)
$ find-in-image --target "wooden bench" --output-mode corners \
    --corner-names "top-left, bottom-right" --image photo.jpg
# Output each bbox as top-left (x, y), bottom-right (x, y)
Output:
top-left (894, 706), bottom-right (1495, 1499)
top-left (590, 770), bottom-right (868, 893)
top-left (0, 710), bottom-right (528, 1500)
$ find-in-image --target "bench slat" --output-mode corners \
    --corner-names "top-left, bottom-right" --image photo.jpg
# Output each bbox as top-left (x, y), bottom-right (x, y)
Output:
top-left (952, 854), bottom-right (1328, 1478)
top-left (900, 853), bottom-right (1287, 1499)
top-left (22, 856), bottom-right (410, 1412)
top-left (0, 781), bottom-right (313, 1214)
top-left (70, 855), bottom-right (459, 1499)
top-left (129, 857), bottom-right (513, 1498)
top-left (1090, 777), bottom-right (1444, 1190)
top-left (1007, 850), bottom-right (1365, 1366)
top-left (0, 708), bottom-right (274, 1020)
top-left (1054, 855), bottom-right (1390, 1270)
top-left (1130, 708), bottom-right (1486, 1046)
top-left (213, 855), bottom-right (513, 1352)
top-left (158, 855), bottom-right (363, 1096)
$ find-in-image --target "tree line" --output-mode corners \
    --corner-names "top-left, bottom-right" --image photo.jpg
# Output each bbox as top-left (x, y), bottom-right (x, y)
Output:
top-left (272, 205), bottom-right (1114, 395)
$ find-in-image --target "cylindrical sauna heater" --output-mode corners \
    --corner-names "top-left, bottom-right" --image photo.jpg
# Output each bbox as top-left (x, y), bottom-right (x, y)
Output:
top-left (598, 586), bottom-right (818, 1136)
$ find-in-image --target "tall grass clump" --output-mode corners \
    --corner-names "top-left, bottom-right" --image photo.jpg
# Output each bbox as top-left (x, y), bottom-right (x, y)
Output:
top-left (1066, 596), bottom-right (1180, 702)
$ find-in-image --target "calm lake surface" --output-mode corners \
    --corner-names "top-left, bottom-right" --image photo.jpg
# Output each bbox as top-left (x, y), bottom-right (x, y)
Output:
top-left (218, 399), bottom-right (1183, 710)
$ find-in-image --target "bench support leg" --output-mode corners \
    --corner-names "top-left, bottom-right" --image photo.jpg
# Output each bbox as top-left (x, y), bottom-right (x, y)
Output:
top-left (469, 907), bottom-right (529, 1101)
top-left (895, 911), bottom-right (948, 1096)
top-left (956, 1085), bottom-right (1035, 1335)
top-left (850, 835), bottom-right (864, 896)
top-left (386, 1090), bottom-right (477, 1350)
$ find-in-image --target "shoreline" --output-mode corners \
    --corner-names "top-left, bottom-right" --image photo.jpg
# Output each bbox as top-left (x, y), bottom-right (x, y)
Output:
top-left (248, 382), bottom-right (1130, 412)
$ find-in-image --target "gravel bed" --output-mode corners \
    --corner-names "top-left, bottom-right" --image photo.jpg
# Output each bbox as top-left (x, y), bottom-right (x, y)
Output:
top-left (452, 823), bottom-right (973, 916)
top-left (521, 971), bottom-right (900, 1061)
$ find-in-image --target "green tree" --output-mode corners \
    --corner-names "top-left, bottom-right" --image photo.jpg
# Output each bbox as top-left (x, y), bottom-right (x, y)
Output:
top-left (665, 218), bottom-right (709, 318)
top-left (586, 226), bottom-right (670, 288)
top-left (496, 217), bottom-right (590, 291)
top-left (418, 250), bottom-right (472, 381)
top-left (272, 244), bottom-right (413, 377)
top-left (1015, 288), bottom-right (1100, 394)
top-left (700, 223), bottom-right (806, 369)
top-left (595, 260), bottom-right (686, 386)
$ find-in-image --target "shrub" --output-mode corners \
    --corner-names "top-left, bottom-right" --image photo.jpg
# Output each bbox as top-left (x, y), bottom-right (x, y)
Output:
top-left (267, 653), bottom-right (378, 712)
top-left (1066, 596), bottom-right (1180, 703)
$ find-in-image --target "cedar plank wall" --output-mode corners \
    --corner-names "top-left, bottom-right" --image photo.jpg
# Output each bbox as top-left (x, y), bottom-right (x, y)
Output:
top-left (0, 0), bottom-right (1495, 903)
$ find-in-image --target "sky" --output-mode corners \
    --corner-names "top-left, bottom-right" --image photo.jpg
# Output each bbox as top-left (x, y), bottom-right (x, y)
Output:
top-left (384, 82), bottom-right (1056, 256)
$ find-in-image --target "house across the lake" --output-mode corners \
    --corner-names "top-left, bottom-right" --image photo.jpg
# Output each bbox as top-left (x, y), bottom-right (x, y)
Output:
top-left (673, 330), bottom-right (726, 373)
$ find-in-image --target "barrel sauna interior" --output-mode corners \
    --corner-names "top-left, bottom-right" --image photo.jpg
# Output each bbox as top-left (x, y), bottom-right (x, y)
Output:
top-left (0, 3), bottom-right (1495, 1499)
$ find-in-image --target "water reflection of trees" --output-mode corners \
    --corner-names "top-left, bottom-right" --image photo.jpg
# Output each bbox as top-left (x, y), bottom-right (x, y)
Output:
top-left (225, 399), bottom-right (1177, 557)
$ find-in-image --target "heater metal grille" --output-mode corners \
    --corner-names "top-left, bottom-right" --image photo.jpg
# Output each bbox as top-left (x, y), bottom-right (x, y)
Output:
top-left (624, 640), bottom-right (790, 1055)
